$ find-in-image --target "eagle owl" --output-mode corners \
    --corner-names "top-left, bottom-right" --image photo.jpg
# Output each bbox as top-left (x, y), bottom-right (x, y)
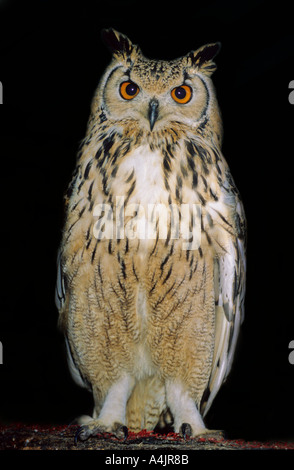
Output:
top-left (55, 29), bottom-right (246, 441)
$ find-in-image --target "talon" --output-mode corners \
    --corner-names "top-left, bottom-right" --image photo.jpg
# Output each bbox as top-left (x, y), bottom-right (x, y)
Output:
top-left (74, 427), bottom-right (82, 445)
top-left (122, 425), bottom-right (128, 442)
top-left (74, 425), bottom-right (89, 444)
top-left (180, 423), bottom-right (192, 440)
top-left (113, 422), bottom-right (129, 441)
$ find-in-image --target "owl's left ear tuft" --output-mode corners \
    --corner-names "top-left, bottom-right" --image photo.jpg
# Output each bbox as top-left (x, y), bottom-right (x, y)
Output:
top-left (101, 28), bottom-right (137, 60)
top-left (189, 42), bottom-right (221, 76)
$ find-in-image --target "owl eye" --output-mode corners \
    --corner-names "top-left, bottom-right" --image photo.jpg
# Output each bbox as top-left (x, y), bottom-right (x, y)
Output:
top-left (171, 85), bottom-right (192, 104)
top-left (120, 81), bottom-right (140, 100)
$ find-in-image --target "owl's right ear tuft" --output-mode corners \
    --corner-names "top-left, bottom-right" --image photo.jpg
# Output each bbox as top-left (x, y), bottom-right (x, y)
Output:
top-left (101, 28), bottom-right (136, 59)
top-left (188, 42), bottom-right (221, 76)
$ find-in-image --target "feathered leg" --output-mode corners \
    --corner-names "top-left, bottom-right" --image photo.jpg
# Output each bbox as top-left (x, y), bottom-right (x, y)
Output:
top-left (75, 374), bottom-right (135, 442)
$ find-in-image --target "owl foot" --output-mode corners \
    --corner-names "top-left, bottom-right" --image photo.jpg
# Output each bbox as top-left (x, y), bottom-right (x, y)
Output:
top-left (74, 420), bottom-right (128, 444)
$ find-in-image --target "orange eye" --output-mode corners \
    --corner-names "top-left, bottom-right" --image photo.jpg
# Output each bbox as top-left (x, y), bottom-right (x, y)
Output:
top-left (171, 85), bottom-right (192, 104)
top-left (120, 81), bottom-right (140, 100)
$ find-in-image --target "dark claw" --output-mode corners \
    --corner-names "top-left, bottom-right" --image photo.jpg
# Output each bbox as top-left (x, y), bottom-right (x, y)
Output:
top-left (74, 427), bottom-right (81, 445)
top-left (74, 426), bottom-right (88, 445)
top-left (122, 425), bottom-right (128, 442)
top-left (113, 423), bottom-right (129, 441)
top-left (180, 422), bottom-right (192, 440)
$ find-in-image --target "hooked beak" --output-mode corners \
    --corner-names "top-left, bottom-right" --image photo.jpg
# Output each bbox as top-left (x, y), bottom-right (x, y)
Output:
top-left (148, 98), bottom-right (159, 131)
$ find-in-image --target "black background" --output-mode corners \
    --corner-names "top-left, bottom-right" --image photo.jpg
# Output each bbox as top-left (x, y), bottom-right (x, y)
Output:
top-left (0, 0), bottom-right (293, 442)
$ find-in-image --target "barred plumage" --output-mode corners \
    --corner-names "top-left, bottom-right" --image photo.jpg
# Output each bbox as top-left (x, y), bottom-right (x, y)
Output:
top-left (56, 28), bottom-right (246, 440)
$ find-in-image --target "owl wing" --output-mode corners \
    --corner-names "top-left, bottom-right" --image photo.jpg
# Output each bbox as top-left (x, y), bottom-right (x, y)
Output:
top-left (55, 248), bottom-right (66, 311)
top-left (201, 198), bottom-right (246, 417)
top-left (55, 249), bottom-right (89, 389)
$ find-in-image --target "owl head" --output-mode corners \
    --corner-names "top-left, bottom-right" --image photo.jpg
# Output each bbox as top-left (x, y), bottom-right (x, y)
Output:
top-left (91, 29), bottom-right (222, 143)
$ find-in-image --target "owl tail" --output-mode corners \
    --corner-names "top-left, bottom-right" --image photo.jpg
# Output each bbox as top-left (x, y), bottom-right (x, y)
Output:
top-left (126, 376), bottom-right (168, 432)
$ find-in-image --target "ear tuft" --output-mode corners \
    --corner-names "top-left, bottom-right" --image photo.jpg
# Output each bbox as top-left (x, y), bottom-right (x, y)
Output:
top-left (101, 28), bottom-right (135, 58)
top-left (193, 43), bottom-right (221, 65)
top-left (189, 42), bottom-right (221, 75)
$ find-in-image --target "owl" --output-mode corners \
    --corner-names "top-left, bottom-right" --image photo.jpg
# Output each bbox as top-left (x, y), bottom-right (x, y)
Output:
top-left (55, 29), bottom-right (246, 442)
